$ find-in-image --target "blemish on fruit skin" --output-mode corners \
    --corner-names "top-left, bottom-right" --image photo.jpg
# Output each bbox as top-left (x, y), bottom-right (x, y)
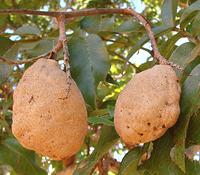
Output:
top-left (126, 125), bottom-right (130, 129)
top-left (138, 132), bottom-right (144, 136)
top-left (28, 95), bottom-right (34, 103)
top-left (162, 124), bottom-right (166, 128)
top-left (147, 122), bottom-right (151, 126)
top-left (153, 127), bottom-right (157, 131)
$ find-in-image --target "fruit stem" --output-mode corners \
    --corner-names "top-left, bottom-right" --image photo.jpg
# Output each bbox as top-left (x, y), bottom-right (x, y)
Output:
top-left (57, 14), bottom-right (72, 97)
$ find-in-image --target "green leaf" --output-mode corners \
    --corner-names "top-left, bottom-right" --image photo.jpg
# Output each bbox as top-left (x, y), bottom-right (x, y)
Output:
top-left (15, 24), bottom-right (41, 36)
top-left (171, 64), bottom-right (200, 172)
top-left (26, 39), bottom-right (54, 57)
top-left (73, 126), bottom-right (119, 175)
top-left (186, 158), bottom-right (200, 175)
top-left (127, 25), bottom-right (172, 60)
top-left (0, 138), bottom-right (46, 175)
top-left (88, 116), bottom-right (114, 126)
top-left (115, 19), bottom-right (143, 33)
top-left (180, 0), bottom-right (200, 28)
top-left (119, 147), bottom-right (144, 175)
top-left (142, 132), bottom-right (183, 175)
top-left (169, 42), bottom-right (196, 78)
top-left (187, 113), bottom-right (200, 146)
top-left (186, 65), bottom-right (200, 147)
top-left (68, 33), bottom-right (110, 108)
top-left (191, 13), bottom-right (200, 36)
top-left (0, 37), bottom-right (14, 83)
top-left (161, 0), bottom-right (178, 26)
top-left (159, 33), bottom-right (182, 58)
top-left (0, 37), bottom-right (13, 55)
top-left (80, 16), bottom-right (115, 33)
top-left (180, 64), bottom-right (200, 114)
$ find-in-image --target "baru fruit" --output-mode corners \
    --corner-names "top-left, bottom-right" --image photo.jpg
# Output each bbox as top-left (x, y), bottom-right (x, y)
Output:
top-left (12, 58), bottom-right (88, 160)
top-left (114, 65), bottom-right (181, 146)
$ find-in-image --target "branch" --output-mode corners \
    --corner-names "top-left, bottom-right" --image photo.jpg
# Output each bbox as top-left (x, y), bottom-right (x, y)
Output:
top-left (0, 52), bottom-right (50, 65)
top-left (0, 8), bottom-right (182, 69)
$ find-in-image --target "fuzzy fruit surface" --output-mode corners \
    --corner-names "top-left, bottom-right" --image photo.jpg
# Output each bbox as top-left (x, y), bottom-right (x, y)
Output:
top-left (114, 65), bottom-right (181, 146)
top-left (12, 58), bottom-right (88, 160)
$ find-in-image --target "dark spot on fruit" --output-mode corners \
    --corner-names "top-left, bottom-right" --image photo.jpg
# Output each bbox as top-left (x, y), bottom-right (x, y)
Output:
top-left (138, 132), bottom-right (144, 136)
top-left (126, 125), bottom-right (130, 129)
top-left (28, 95), bottom-right (34, 103)
top-left (176, 79), bottom-right (179, 83)
top-left (162, 124), bottom-right (166, 128)
top-left (147, 122), bottom-right (151, 126)
top-left (153, 127), bottom-right (157, 131)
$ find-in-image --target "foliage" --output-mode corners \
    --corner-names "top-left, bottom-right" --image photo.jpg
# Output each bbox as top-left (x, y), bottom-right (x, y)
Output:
top-left (0, 0), bottom-right (200, 174)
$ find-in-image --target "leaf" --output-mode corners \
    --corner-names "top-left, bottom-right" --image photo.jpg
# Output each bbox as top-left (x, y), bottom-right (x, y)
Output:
top-left (0, 37), bottom-right (13, 55)
top-left (127, 25), bottom-right (172, 60)
top-left (80, 16), bottom-right (115, 33)
top-left (186, 158), bottom-right (200, 175)
top-left (15, 24), bottom-right (41, 36)
top-left (191, 13), bottom-right (200, 36)
top-left (68, 33), bottom-right (110, 108)
top-left (88, 116), bottom-right (114, 126)
top-left (115, 19), bottom-right (144, 33)
top-left (159, 33), bottom-right (182, 58)
top-left (142, 132), bottom-right (183, 175)
top-left (171, 64), bottom-right (200, 172)
top-left (161, 0), bottom-right (178, 26)
top-left (180, 0), bottom-right (200, 28)
top-left (169, 42), bottom-right (196, 78)
top-left (0, 37), bottom-right (14, 83)
top-left (118, 147), bottom-right (144, 175)
top-left (0, 138), bottom-right (46, 175)
top-left (138, 60), bottom-right (156, 72)
top-left (26, 39), bottom-right (55, 57)
top-left (186, 65), bottom-right (200, 147)
top-left (73, 126), bottom-right (119, 175)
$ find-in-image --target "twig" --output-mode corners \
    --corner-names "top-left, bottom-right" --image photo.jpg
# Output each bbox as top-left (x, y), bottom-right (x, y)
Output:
top-left (57, 14), bottom-right (72, 97)
top-left (0, 52), bottom-right (50, 65)
top-left (0, 8), bottom-right (181, 69)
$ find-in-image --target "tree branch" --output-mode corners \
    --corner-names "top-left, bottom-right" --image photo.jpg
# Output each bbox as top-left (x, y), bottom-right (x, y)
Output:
top-left (0, 52), bottom-right (50, 65)
top-left (0, 8), bottom-right (182, 69)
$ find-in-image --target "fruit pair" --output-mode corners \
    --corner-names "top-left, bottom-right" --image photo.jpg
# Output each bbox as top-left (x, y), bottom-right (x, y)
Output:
top-left (12, 58), bottom-right (181, 160)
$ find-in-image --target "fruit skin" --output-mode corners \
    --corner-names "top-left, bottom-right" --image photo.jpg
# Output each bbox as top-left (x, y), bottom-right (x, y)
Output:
top-left (114, 65), bottom-right (181, 146)
top-left (12, 58), bottom-right (88, 160)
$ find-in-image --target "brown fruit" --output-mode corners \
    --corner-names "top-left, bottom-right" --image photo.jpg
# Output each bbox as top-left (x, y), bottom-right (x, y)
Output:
top-left (114, 65), bottom-right (181, 146)
top-left (12, 58), bottom-right (88, 160)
